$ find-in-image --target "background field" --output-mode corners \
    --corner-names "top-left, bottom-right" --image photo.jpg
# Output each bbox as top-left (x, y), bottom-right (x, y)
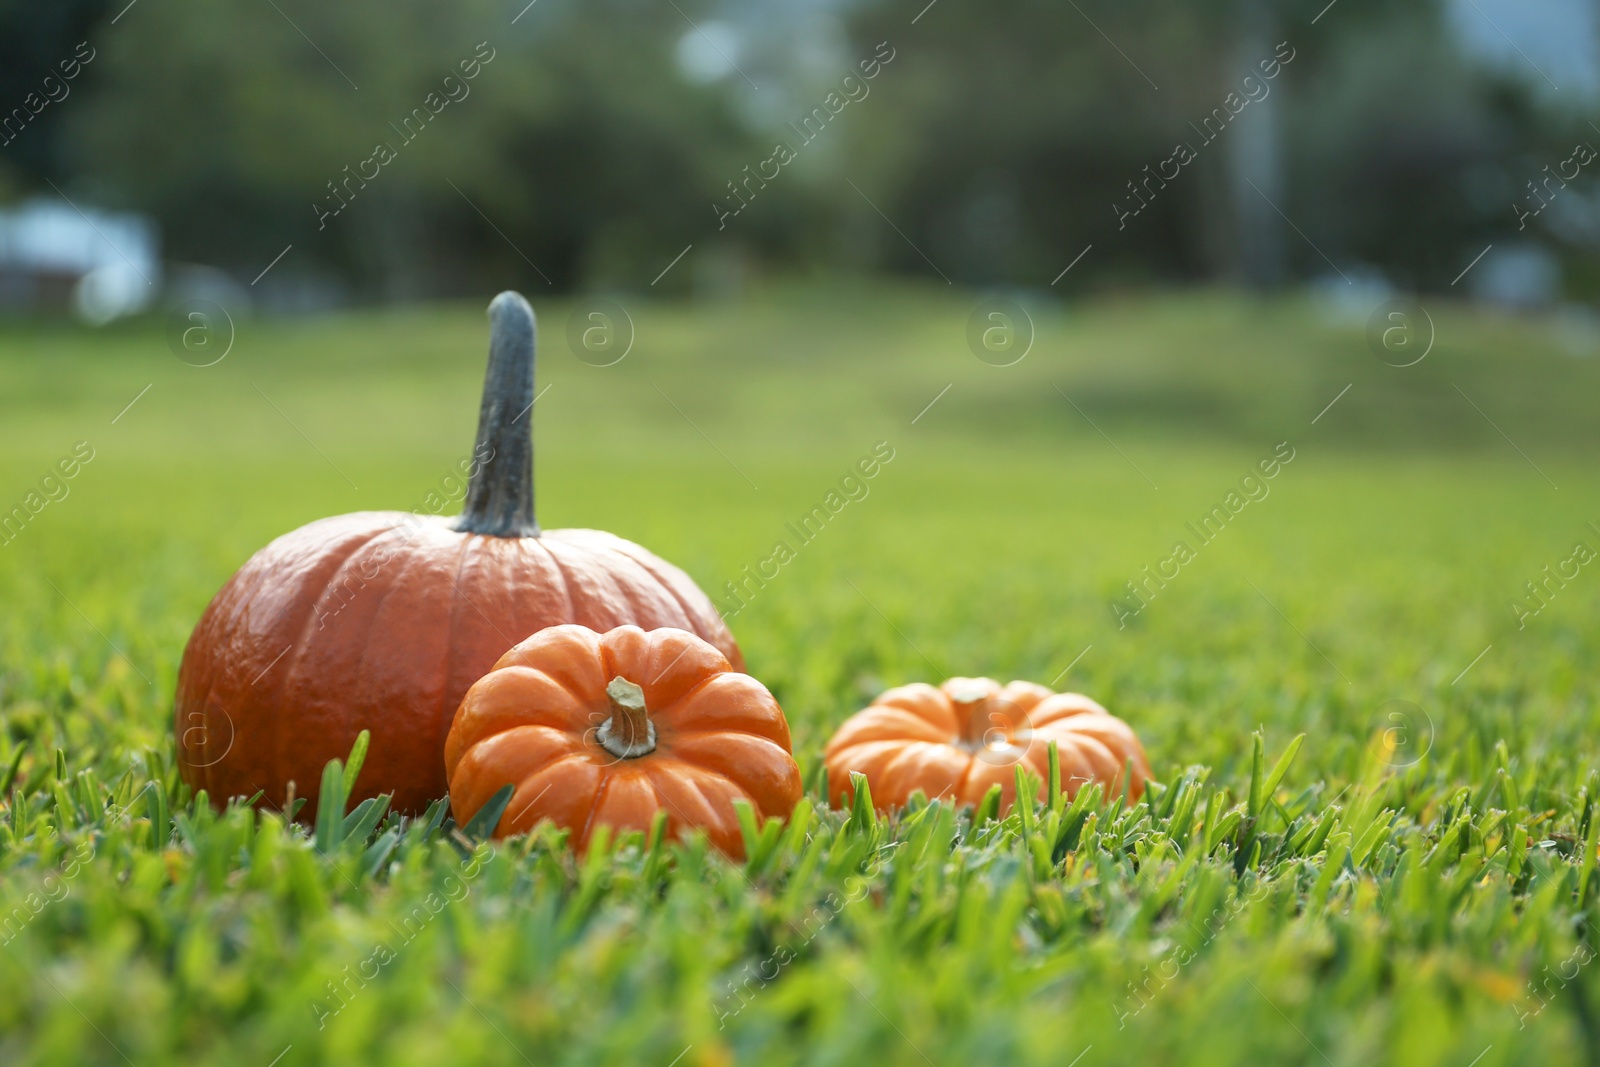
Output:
top-left (2, 284), bottom-right (1599, 1065)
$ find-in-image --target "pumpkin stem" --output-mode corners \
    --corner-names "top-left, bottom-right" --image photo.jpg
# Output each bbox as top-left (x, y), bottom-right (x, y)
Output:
top-left (948, 682), bottom-right (996, 747)
top-left (598, 677), bottom-right (656, 759)
top-left (455, 290), bottom-right (540, 538)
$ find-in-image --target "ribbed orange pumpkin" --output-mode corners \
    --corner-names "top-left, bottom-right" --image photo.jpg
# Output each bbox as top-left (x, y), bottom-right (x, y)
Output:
top-left (174, 293), bottom-right (740, 819)
top-left (445, 624), bottom-right (800, 857)
top-left (823, 677), bottom-right (1149, 814)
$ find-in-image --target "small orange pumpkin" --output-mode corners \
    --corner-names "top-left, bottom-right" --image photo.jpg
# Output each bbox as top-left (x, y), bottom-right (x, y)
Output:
top-left (445, 624), bottom-right (801, 857)
top-left (823, 677), bottom-right (1149, 814)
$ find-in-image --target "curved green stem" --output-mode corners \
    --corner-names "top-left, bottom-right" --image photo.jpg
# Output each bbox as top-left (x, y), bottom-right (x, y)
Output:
top-left (456, 290), bottom-right (540, 537)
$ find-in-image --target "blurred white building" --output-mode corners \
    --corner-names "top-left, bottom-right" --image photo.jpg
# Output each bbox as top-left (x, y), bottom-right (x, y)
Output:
top-left (0, 198), bottom-right (160, 323)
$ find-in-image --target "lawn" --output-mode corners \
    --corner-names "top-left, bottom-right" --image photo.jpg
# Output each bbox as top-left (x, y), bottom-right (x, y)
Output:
top-left (1, 280), bottom-right (1598, 1065)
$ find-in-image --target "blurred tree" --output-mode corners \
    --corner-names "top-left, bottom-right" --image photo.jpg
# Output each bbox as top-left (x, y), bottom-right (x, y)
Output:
top-left (65, 0), bottom-right (757, 297)
top-left (0, 0), bottom-right (111, 191)
top-left (1284, 6), bottom-right (1554, 289)
top-left (26, 0), bottom-right (1569, 299)
top-left (834, 0), bottom-right (1208, 287)
top-left (832, 0), bottom-right (1527, 291)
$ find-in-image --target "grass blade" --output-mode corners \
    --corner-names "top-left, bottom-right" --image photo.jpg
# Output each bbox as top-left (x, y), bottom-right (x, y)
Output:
top-left (734, 798), bottom-right (762, 860)
top-left (142, 780), bottom-right (168, 850)
top-left (314, 758), bottom-right (345, 853)
top-left (344, 730), bottom-right (371, 795)
top-left (848, 773), bottom-right (877, 837)
top-left (360, 828), bottom-right (401, 880)
top-left (462, 784), bottom-right (515, 841)
top-left (1255, 734), bottom-right (1306, 820)
top-left (341, 794), bottom-right (390, 846)
top-left (1014, 765), bottom-right (1037, 835)
top-left (1247, 731), bottom-right (1266, 817)
top-left (1047, 741), bottom-right (1063, 814)
top-left (973, 784), bottom-right (1003, 828)
top-left (0, 740), bottom-right (28, 797)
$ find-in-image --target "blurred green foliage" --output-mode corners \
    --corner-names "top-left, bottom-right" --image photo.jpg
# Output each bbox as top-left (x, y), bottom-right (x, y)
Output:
top-left (1, 0), bottom-right (1588, 295)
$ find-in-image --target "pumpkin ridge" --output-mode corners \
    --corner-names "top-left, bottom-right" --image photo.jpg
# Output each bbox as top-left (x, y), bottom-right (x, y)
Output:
top-left (640, 763), bottom-right (700, 841)
top-left (453, 721), bottom-right (578, 787)
top-left (185, 518), bottom-right (392, 802)
top-left (601, 540), bottom-right (701, 622)
top-left (528, 534), bottom-right (578, 622)
top-left (585, 539), bottom-right (695, 631)
top-left (337, 524), bottom-right (449, 809)
top-left (652, 671), bottom-right (790, 748)
top-left (633, 764), bottom-right (678, 839)
top-left (452, 729), bottom-right (555, 818)
top-left (1058, 733), bottom-right (1119, 786)
top-left (650, 673), bottom-right (724, 723)
top-left (820, 706), bottom-right (919, 759)
top-left (826, 740), bottom-right (905, 798)
top-left (656, 725), bottom-right (784, 746)
top-left (270, 521), bottom-right (403, 809)
top-left (648, 760), bottom-right (757, 844)
top-left (436, 531), bottom-right (479, 769)
top-left (596, 537), bottom-right (736, 663)
top-left (652, 761), bottom-right (751, 840)
top-left (656, 734), bottom-right (797, 811)
top-left (181, 537), bottom-right (283, 801)
top-left (579, 761), bottom-right (618, 849)
top-left (489, 626), bottom-right (606, 700)
top-left (876, 703), bottom-right (953, 739)
top-left (874, 683), bottom-right (959, 733)
top-left (484, 663), bottom-right (587, 740)
top-left (830, 736), bottom-right (976, 804)
top-left (555, 537), bottom-right (638, 631)
top-left (452, 542), bottom-right (526, 653)
top-left (1032, 713), bottom-right (1111, 737)
top-left (947, 744), bottom-right (979, 804)
top-left (504, 769), bottom-right (558, 831)
top-left (497, 751), bottom-right (594, 835)
top-left (338, 526), bottom-right (444, 651)
top-left (874, 742), bottom-right (944, 806)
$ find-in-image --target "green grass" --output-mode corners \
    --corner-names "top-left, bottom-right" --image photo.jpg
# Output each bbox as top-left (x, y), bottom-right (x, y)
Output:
top-left (2, 280), bottom-right (1600, 1065)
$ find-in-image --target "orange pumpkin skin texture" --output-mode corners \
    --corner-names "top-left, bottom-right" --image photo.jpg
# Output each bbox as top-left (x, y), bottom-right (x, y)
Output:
top-left (176, 519), bottom-right (741, 819)
top-left (823, 677), bottom-right (1150, 815)
top-left (444, 624), bottom-right (800, 859)
top-left (173, 293), bottom-right (740, 820)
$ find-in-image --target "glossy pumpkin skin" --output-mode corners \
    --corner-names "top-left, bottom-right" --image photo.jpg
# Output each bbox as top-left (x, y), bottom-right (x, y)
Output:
top-left (174, 292), bottom-right (741, 820)
top-left (823, 677), bottom-right (1150, 814)
top-left (176, 517), bottom-right (742, 819)
top-left (445, 624), bottom-right (800, 858)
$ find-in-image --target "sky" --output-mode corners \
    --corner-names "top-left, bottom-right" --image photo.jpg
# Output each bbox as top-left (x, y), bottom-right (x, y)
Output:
top-left (1446, 0), bottom-right (1600, 100)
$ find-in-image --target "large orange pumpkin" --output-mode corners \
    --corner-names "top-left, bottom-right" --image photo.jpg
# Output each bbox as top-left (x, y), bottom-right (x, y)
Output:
top-left (823, 677), bottom-right (1149, 814)
top-left (445, 624), bottom-right (800, 857)
top-left (175, 292), bottom-right (741, 818)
